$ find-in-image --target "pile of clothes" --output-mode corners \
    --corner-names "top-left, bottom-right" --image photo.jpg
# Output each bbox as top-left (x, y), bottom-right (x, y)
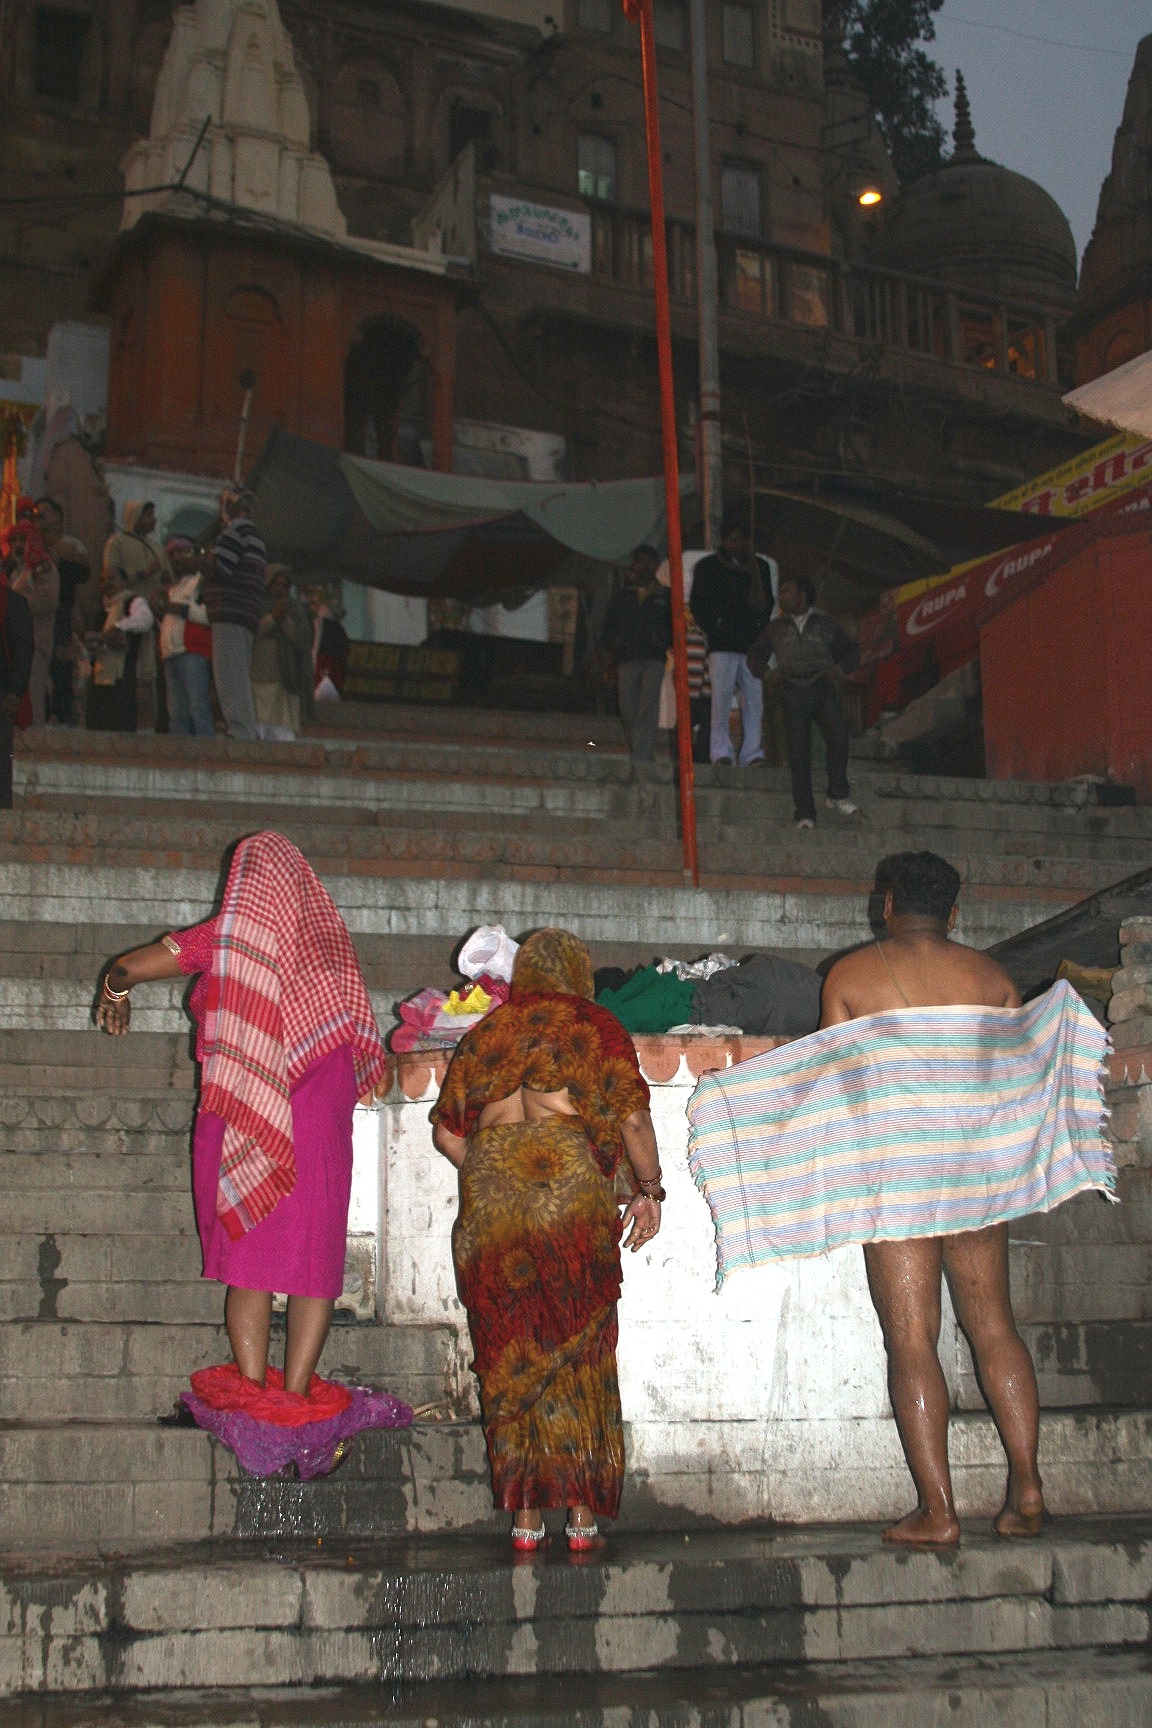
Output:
top-left (390, 926), bottom-right (518, 1052)
top-left (595, 952), bottom-right (822, 1036)
top-left (391, 929), bottom-right (823, 1051)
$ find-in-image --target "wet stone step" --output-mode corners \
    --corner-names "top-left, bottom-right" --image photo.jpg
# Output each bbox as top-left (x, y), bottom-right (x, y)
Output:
top-left (1, 1520), bottom-right (1152, 1699)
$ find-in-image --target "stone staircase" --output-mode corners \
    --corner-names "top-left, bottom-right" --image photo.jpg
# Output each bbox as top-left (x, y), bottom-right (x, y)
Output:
top-left (2, 708), bottom-right (1152, 1719)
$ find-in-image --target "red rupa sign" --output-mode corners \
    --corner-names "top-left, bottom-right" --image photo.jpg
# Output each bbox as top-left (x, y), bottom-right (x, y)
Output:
top-left (898, 537), bottom-right (1059, 652)
top-left (900, 473), bottom-right (1152, 655)
top-left (860, 476), bottom-right (1152, 718)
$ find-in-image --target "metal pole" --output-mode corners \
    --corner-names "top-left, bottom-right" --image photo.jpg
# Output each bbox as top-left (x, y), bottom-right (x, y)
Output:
top-left (626, 0), bottom-right (698, 886)
top-left (688, 0), bottom-right (723, 549)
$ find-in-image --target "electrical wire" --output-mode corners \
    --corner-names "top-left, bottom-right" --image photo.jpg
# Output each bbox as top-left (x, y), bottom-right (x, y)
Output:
top-left (939, 10), bottom-right (1132, 57)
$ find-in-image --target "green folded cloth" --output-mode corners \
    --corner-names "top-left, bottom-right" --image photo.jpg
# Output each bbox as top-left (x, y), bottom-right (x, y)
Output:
top-left (596, 967), bottom-right (697, 1034)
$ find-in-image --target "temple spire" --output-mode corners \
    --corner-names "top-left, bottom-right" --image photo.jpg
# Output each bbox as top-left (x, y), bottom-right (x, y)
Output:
top-left (952, 70), bottom-right (979, 161)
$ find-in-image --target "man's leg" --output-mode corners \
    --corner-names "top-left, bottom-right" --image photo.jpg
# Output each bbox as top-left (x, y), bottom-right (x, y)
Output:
top-left (616, 661), bottom-right (642, 755)
top-left (185, 652), bottom-right (217, 737)
top-left (814, 683), bottom-right (852, 800)
top-left (164, 657), bottom-right (192, 736)
top-left (863, 1237), bottom-right (960, 1546)
top-left (781, 683), bottom-right (817, 822)
top-left (707, 652), bottom-right (739, 763)
top-left (942, 1225), bottom-right (1045, 1536)
top-left (631, 659), bottom-right (664, 762)
top-left (734, 655), bottom-right (764, 765)
top-left (0, 711), bottom-right (13, 809)
top-left (212, 623), bottom-right (259, 741)
top-left (690, 695), bottom-right (711, 762)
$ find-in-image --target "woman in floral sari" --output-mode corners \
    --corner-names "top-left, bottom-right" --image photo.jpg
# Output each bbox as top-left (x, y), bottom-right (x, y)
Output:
top-left (431, 928), bottom-right (665, 1553)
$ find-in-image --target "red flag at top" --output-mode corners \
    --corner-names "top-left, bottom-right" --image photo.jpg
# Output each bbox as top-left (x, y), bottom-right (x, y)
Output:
top-left (622, 0), bottom-right (641, 19)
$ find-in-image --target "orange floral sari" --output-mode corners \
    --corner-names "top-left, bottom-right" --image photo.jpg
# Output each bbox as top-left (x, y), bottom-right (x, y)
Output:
top-left (431, 930), bottom-right (649, 1516)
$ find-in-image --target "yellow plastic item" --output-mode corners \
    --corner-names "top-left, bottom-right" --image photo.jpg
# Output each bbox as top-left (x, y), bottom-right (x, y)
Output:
top-left (443, 984), bottom-right (493, 1017)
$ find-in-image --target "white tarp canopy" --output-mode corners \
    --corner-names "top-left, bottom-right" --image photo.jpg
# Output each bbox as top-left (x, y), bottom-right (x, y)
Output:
top-left (247, 428), bottom-right (692, 598)
top-left (1064, 348), bottom-right (1152, 439)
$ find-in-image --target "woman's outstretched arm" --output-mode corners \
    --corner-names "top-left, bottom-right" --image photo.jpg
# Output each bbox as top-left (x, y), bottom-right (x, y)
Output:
top-left (96, 937), bottom-right (184, 1035)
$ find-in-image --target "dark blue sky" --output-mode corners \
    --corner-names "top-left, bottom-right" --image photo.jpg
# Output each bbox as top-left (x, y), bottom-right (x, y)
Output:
top-left (932, 1), bottom-right (1147, 265)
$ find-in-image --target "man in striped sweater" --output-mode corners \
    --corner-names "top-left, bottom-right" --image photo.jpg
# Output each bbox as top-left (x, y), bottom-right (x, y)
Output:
top-left (204, 488), bottom-right (266, 740)
top-left (819, 851), bottom-right (1043, 1549)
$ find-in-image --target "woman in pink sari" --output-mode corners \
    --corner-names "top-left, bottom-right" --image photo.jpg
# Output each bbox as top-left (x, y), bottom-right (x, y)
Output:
top-left (95, 833), bottom-right (404, 1470)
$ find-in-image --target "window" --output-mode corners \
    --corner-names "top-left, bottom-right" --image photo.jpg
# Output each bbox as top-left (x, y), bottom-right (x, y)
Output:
top-left (732, 249), bottom-right (774, 317)
top-left (578, 133), bottom-right (617, 203)
top-left (722, 4), bottom-right (755, 67)
top-left (789, 264), bottom-right (829, 329)
top-left (721, 162), bottom-right (761, 238)
top-left (577, 0), bottom-right (612, 30)
top-left (654, 0), bottom-right (686, 50)
top-left (33, 6), bottom-right (90, 103)
top-left (449, 103), bottom-right (492, 162)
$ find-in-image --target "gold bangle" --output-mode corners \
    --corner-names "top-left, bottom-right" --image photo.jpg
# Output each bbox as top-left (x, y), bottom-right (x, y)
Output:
top-left (102, 981), bottom-right (130, 1002)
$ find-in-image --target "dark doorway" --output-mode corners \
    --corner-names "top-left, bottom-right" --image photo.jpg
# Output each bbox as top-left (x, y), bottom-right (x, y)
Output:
top-left (343, 317), bottom-right (427, 462)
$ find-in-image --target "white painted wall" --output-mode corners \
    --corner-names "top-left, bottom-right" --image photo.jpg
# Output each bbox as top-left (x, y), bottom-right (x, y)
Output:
top-left (369, 1049), bottom-right (963, 1524)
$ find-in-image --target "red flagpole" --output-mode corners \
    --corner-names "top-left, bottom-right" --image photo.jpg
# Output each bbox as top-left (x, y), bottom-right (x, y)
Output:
top-left (625, 0), bottom-right (699, 886)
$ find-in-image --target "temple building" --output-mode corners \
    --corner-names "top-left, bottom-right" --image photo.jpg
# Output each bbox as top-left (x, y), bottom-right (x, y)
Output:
top-left (97, 0), bottom-right (463, 478)
top-left (1072, 34), bottom-right (1152, 385)
top-left (874, 73), bottom-right (1076, 385)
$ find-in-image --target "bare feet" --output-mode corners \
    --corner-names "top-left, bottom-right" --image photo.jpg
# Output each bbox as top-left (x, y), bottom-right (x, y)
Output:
top-left (511, 1509), bottom-right (548, 1553)
top-left (566, 1506), bottom-right (606, 1554)
top-left (993, 1486), bottom-right (1045, 1538)
top-left (881, 1506), bottom-right (961, 1549)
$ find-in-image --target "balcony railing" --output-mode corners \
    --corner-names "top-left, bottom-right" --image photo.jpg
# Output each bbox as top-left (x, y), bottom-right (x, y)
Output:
top-left (576, 202), bottom-right (1064, 387)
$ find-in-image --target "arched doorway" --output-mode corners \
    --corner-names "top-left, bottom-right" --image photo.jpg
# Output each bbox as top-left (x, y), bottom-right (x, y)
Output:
top-left (343, 316), bottom-right (428, 462)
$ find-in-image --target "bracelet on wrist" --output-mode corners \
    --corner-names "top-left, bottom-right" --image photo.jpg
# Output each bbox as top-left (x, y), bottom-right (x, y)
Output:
top-left (102, 980), bottom-right (130, 1002)
top-left (637, 1184), bottom-right (666, 1203)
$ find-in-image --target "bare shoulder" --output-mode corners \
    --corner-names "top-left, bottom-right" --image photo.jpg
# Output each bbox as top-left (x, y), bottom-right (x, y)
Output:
top-left (949, 940), bottom-right (1021, 1007)
top-left (819, 945), bottom-right (882, 1026)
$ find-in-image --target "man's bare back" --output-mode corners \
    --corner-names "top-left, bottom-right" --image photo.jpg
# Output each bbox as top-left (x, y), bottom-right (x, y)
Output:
top-left (818, 853), bottom-right (1042, 1549)
top-left (821, 925), bottom-right (1020, 1025)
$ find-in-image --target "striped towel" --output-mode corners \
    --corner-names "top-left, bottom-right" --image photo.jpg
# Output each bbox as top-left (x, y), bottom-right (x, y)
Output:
top-left (687, 979), bottom-right (1115, 1289)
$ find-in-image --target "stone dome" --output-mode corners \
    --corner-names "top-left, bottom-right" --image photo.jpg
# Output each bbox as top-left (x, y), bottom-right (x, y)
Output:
top-left (877, 74), bottom-right (1077, 311)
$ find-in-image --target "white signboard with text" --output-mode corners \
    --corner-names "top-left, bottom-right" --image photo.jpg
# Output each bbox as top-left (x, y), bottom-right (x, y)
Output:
top-left (488, 194), bottom-right (591, 273)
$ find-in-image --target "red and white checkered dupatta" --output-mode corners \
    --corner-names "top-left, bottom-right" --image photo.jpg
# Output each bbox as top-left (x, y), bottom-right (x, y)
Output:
top-left (198, 832), bottom-right (387, 1240)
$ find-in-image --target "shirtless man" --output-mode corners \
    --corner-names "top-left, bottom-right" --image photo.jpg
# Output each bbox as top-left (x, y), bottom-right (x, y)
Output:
top-left (820, 850), bottom-right (1045, 1547)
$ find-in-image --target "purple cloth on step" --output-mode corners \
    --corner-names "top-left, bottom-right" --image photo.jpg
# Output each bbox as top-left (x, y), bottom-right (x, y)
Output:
top-left (181, 1383), bottom-right (414, 1478)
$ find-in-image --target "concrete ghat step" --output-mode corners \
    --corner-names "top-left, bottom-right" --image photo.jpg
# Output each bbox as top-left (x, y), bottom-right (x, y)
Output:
top-left (0, 863), bottom-right (1065, 956)
top-left (1, 1409), bottom-right (1151, 1551)
top-left (6, 1649), bottom-right (1152, 1728)
top-left (306, 700), bottom-right (631, 747)
top-left (16, 764), bottom-right (1152, 857)
top-left (1, 809), bottom-right (1142, 893)
top-left (14, 723), bottom-right (1151, 807)
top-left (0, 1322), bottom-right (460, 1422)
top-left (1, 1520), bottom-right (1151, 1699)
top-left (16, 758), bottom-right (621, 819)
